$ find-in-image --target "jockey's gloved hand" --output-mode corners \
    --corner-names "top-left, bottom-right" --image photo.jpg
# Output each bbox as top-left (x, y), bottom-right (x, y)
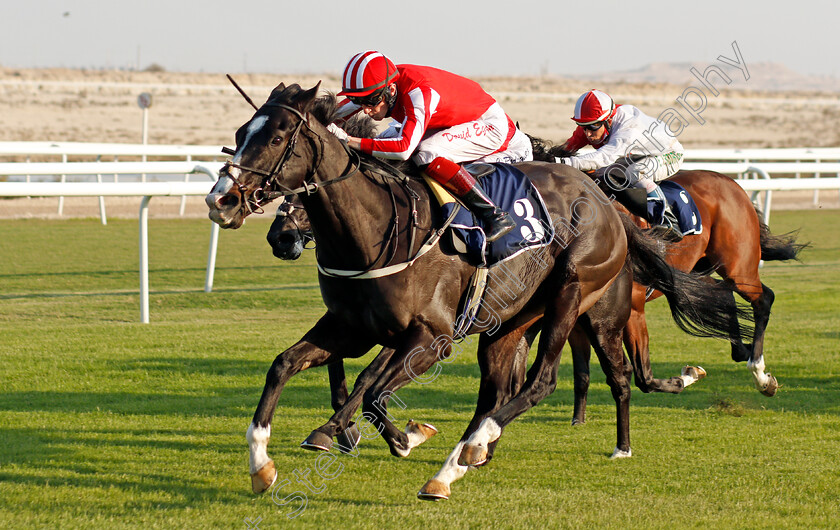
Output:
top-left (327, 123), bottom-right (349, 142)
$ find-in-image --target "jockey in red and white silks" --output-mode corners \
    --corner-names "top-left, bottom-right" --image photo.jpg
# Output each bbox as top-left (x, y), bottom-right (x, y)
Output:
top-left (335, 63), bottom-right (532, 165)
top-left (330, 50), bottom-right (532, 242)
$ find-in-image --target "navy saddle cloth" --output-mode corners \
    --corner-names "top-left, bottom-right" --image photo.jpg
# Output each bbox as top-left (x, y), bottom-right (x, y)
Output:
top-left (660, 180), bottom-right (702, 236)
top-left (442, 163), bottom-right (554, 267)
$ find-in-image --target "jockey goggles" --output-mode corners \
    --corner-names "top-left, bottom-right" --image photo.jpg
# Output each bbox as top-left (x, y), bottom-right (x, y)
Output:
top-left (582, 121), bottom-right (605, 131)
top-left (347, 87), bottom-right (387, 107)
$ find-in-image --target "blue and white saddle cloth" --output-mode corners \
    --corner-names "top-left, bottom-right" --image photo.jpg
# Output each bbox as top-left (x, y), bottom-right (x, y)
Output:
top-left (441, 163), bottom-right (555, 267)
top-left (660, 180), bottom-right (702, 236)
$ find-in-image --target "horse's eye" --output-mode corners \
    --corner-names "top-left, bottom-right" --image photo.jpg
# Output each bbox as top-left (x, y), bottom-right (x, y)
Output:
top-left (271, 137), bottom-right (283, 146)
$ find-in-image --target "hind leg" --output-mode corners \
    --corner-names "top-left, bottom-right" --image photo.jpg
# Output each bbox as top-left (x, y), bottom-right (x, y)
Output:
top-left (457, 280), bottom-right (583, 467)
top-left (625, 284), bottom-right (706, 394)
top-left (418, 321), bottom-right (534, 501)
top-left (746, 284), bottom-right (777, 396)
top-left (720, 271), bottom-right (778, 395)
top-left (578, 266), bottom-right (634, 456)
top-left (569, 326), bottom-right (591, 425)
top-left (579, 310), bottom-right (634, 458)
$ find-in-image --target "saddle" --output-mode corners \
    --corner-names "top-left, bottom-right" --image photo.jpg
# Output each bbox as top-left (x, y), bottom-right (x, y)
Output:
top-left (422, 163), bottom-right (556, 337)
top-left (658, 181), bottom-right (703, 236)
top-left (424, 163), bottom-right (555, 268)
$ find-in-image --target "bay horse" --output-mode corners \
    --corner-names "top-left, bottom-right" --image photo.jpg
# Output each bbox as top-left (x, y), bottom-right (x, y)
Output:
top-left (206, 83), bottom-right (751, 499)
top-left (529, 140), bottom-right (805, 423)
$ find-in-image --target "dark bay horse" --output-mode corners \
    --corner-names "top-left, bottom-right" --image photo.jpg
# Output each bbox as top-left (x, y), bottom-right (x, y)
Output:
top-left (206, 83), bottom-right (751, 500)
top-left (269, 156), bottom-right (805, 426)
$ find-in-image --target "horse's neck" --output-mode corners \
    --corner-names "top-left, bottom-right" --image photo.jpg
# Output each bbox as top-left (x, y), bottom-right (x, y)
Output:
top-left (303, 144), bottom-right (401, 269)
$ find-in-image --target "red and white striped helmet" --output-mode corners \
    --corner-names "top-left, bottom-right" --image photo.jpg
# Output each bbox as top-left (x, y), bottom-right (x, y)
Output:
top-left (572, 89), bottom-right (616, 125)
top-left (337, 51), bottom-right (399, 97)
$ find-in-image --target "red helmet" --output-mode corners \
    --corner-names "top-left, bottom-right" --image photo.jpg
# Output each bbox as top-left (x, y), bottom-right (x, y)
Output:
top-left (572, 89), bottom-right (616, 125)
top-left (338, 51), bottom-right (399, 97)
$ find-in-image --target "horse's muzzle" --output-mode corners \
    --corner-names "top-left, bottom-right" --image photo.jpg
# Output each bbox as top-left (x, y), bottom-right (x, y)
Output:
top-left (206, 191), bottom-right (244, 228)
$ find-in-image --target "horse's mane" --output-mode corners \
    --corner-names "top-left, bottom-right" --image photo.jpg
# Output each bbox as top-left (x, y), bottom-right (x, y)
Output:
top-left (306, 89), bottom-right (415, 177)
top-left (527, 133), bottom-right (574, 162)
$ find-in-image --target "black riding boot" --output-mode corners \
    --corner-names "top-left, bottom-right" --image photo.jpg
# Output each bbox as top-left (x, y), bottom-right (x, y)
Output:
top-left (461, 182), bottom-right (516, 243)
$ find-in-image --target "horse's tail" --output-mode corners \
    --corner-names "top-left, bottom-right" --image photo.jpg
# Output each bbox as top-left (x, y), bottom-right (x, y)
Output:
top-left (620, 214), bottom-right (754, 343)
top-left (754, 207), bottom-right (809, 261)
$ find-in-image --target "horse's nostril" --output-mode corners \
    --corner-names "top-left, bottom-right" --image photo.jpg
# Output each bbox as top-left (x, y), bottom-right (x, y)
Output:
top-left (216, 194), bottom-right (239, 209)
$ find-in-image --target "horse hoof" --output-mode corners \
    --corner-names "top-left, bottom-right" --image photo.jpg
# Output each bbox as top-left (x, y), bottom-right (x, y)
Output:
top-left (457, 443), bottom-right (487, 467)
top-left (406, 420), bottom-right (438, 444)
top-left (300, 430), bottom-right (333, 452)
top-left (336, 422), bottom-right (360, 453)
top-left (610, 447), bottom-right (632, 459)
top-left (417, 479), bottom-right (450, 501)
top-left (759, 373), bottom-right (778, 397)
top-left (251, 460), bottom-right (277, 494)
top-left (682, 365), bottom-right (707, 380)
top-left (571, 417), bottom-right (586, 426)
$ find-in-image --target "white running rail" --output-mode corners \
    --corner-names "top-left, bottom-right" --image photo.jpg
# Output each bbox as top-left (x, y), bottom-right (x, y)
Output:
top-left (0, 161), bottom-right (225, 324)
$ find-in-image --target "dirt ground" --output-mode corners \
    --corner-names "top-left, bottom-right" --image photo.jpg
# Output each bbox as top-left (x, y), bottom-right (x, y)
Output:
top-left (1, 67), bottom-right (839, 218)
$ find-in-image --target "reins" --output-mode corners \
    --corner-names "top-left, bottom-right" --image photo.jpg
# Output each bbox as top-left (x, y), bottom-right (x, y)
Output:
top-left (221, 78), bottom-right (434, 278)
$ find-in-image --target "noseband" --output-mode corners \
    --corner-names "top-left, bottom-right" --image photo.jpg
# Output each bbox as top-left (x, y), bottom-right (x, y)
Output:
top-left (219, 103), bottom-right (361, 215)
top-left (276, 201), bottom-right (315, 249)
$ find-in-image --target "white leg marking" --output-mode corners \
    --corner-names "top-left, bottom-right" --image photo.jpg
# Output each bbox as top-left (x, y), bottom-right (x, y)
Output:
top-left (679, 374), bottom-right (696, 387)
top-left (465, 418), bottom-right (502, 448)
top-left (405, 422), bottom-right (438, 449)
top-left (748, 355), bottom-right (771, 389)
top-left (611, 446), bottom-right (632, 459)
top-left (246, 422), bottom-right (271, 474)
top-left (680, 365), bottom-right (707, 388)
top-left (430, 441), bottom-right (470, 487)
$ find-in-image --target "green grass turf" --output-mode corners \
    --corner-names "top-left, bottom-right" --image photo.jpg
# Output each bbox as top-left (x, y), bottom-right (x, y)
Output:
top-left (0, 209), bottom-right (838, 529)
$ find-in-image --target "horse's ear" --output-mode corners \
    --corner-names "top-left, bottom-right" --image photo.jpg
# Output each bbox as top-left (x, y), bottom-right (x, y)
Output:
top-left (295, 82), bottom-right (322, 111)
top-left (267, 82), bottom-right (287, 101)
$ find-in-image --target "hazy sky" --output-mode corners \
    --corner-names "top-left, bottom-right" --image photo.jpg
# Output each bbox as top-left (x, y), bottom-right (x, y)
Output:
top-left (3, 0), bottom-right (838, 78)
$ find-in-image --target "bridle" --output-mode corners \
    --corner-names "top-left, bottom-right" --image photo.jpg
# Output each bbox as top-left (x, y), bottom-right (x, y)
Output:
top-left (275, 201), bottom-right (315, 249)
top-left (219, 103), bottom-right (362, 216)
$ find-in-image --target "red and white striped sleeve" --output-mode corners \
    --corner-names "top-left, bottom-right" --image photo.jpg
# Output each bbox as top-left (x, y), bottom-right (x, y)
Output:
top-left (358, 86), bottom-right (437, 161)
top-left (333, 98), bottom-right (362, 125)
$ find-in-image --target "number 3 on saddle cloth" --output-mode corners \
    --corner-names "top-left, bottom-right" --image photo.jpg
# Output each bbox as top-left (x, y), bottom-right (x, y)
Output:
top-left (426, 163), bottom-right (556, 269)
top-left (423, 163), bottom-right (555, 337)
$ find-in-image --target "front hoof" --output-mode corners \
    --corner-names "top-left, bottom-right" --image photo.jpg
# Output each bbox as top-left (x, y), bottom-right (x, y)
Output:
top-left (682, 365), bottom-right (707, 380)
top-left (417, 479), bottom-right (450, 501)
top-left (301, 430), bottom-right (333, 452)
top-left (758, 373), bottom-right (779, 397)
top-left (406, 420), bottom-right (438, 444)
top-left (251, 460), bottom-right (277, 494)
top-left (457, 443), bottom-right (487, 467)
top-left (336, 422), bottom-right (360, 453)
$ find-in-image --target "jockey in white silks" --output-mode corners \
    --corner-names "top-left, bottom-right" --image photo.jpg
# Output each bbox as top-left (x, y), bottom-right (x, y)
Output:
top-left (554, 89), bottom-right (685, 234)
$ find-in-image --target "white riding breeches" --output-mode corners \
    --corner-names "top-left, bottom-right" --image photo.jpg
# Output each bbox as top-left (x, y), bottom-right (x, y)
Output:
top-left (596, 152), bottom-right (684, 193)
top-left (410, 103), bottom-right (533, 166)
